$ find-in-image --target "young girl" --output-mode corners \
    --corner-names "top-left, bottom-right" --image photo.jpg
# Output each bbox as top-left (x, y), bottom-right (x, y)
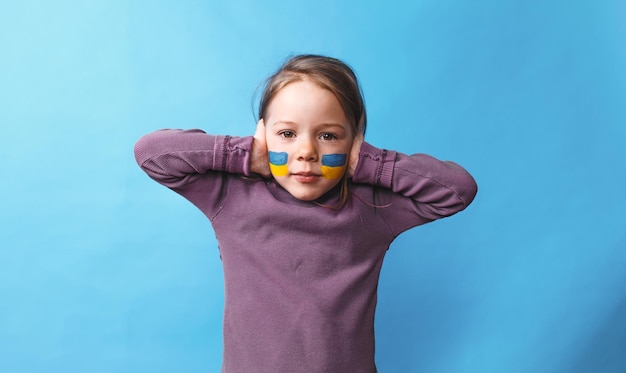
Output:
top-left (135, 54), bottom-right (477, 372)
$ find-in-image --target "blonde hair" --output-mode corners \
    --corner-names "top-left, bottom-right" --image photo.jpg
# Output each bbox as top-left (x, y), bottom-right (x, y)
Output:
top-left (258, 54), bottom-right (366, 136)
top-left (258, 54), bottom-right (367, 208)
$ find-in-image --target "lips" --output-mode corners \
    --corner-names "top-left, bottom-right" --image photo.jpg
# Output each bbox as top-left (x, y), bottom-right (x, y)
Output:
top-left (292, 172), bottom-right (321, 183)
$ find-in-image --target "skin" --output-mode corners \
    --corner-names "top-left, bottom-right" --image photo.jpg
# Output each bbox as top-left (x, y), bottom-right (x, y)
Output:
top-left (251, 80), bottom-right (363, 201)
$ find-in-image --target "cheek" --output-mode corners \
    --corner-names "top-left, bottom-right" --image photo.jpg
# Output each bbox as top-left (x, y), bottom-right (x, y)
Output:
top-left (268, 151), bottom-right (289, 177)
top-left (320, 154), bottom-right (347, 179)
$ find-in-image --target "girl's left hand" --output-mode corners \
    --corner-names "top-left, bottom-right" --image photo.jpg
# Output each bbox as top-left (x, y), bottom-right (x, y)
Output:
top-left (348, 132), bottom-right (364, 177)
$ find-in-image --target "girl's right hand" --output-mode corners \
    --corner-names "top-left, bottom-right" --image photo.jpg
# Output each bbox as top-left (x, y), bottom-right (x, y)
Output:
top-left (251, 119), bottom-right (271, 178)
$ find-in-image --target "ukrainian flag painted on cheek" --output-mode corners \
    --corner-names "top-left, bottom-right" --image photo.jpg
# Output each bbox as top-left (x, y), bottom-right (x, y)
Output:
top-left (268, 151), bottom-right (289, 177)
top-left (321, 154), bottom-right (347, 179)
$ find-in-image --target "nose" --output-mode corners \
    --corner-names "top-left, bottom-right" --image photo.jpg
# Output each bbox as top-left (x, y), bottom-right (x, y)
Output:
top-left (296, 137), bottom-right (318, 162)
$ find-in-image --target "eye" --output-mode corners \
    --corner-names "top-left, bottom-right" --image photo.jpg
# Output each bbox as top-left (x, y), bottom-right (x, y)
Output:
top-left (279, 130), bottom-right (295, 138)
top-left (319, 133), bottom-right (338, 141)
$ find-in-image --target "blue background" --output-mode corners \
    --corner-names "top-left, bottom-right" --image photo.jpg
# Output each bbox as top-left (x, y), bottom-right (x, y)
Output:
top-left (2, 1), bottom-right (625, 372)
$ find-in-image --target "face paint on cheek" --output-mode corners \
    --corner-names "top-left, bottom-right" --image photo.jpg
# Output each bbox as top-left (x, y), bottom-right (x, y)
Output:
top-left (321, 154), bottom-right (347, 179)
top-left (268, 151), bottom-right (289, 177)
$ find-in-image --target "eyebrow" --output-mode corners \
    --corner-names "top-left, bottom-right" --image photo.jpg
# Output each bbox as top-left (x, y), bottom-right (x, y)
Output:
top-left (319, 122), bottom-right (347, 130)
top-left (271, 120), bottom-right (297, 127)
top-left (272, 121), bottom-right (347, 130)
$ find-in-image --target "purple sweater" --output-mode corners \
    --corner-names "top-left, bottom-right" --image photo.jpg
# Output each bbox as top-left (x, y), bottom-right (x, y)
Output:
top-left (134, 129), bottom-right (477, 372)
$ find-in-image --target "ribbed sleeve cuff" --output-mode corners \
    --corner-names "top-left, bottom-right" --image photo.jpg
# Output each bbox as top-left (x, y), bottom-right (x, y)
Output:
top-left (213, 135), bottom-right (254, 176)
top-left (352, 142), bottom-right (396, 188)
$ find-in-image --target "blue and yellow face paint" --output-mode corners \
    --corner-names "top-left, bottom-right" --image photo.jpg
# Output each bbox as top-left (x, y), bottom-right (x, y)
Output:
top-left (321, 154), bottom-right (347, 179)
top-left (268, 151), bottom-right (347, 179)
top-left (268, 151), bottom-right (289, 177)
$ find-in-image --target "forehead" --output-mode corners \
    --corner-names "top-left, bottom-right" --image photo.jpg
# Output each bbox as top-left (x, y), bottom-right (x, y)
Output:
top-left (266, 81), bottom-right (348, 124)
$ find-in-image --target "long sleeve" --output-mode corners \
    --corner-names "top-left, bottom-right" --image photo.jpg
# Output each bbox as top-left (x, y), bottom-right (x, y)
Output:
top-left (134, 129), bottom-right (254, 189)
top-left (352, 142), bottom-right (477, 235)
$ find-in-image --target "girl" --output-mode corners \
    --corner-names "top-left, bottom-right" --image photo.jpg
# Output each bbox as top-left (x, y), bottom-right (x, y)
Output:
top-left (135, 54), bottom-right (477, 372)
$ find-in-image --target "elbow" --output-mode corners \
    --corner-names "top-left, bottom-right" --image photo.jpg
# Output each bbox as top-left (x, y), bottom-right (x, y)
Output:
top-left (432, 173), bottom-right (478, 218)
top-left (133, 132), bottom-right (170, 182)
top-left (134, 133), bottom-right (155, 169)
top-left (458, 173), bottom-right (478, 210)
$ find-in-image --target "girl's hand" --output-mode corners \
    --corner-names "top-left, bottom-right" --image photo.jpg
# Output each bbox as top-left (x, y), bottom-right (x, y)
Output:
top-left (251, 119), bottom-right (271, 178)
top-left (348, 132), bottom-right (364, 177)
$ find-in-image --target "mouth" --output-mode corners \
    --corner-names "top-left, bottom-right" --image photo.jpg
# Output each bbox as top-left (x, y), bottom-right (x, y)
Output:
top-left (292, 172), bottom-right (321, 183)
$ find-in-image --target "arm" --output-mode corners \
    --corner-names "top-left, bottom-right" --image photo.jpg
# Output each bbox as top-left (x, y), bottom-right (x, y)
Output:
top-left (134, 129), bottom-right (254, 189)
top-left (351, 142), bottom-right (477, 231)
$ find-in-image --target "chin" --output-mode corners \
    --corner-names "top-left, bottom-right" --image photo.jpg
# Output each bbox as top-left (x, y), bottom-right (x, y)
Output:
top-left (289, 191), bottom-right (322, 201)
top-left (283, 186), bottom-right (330, 201)
top-left (276, 179), bottom-right (338, 202)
